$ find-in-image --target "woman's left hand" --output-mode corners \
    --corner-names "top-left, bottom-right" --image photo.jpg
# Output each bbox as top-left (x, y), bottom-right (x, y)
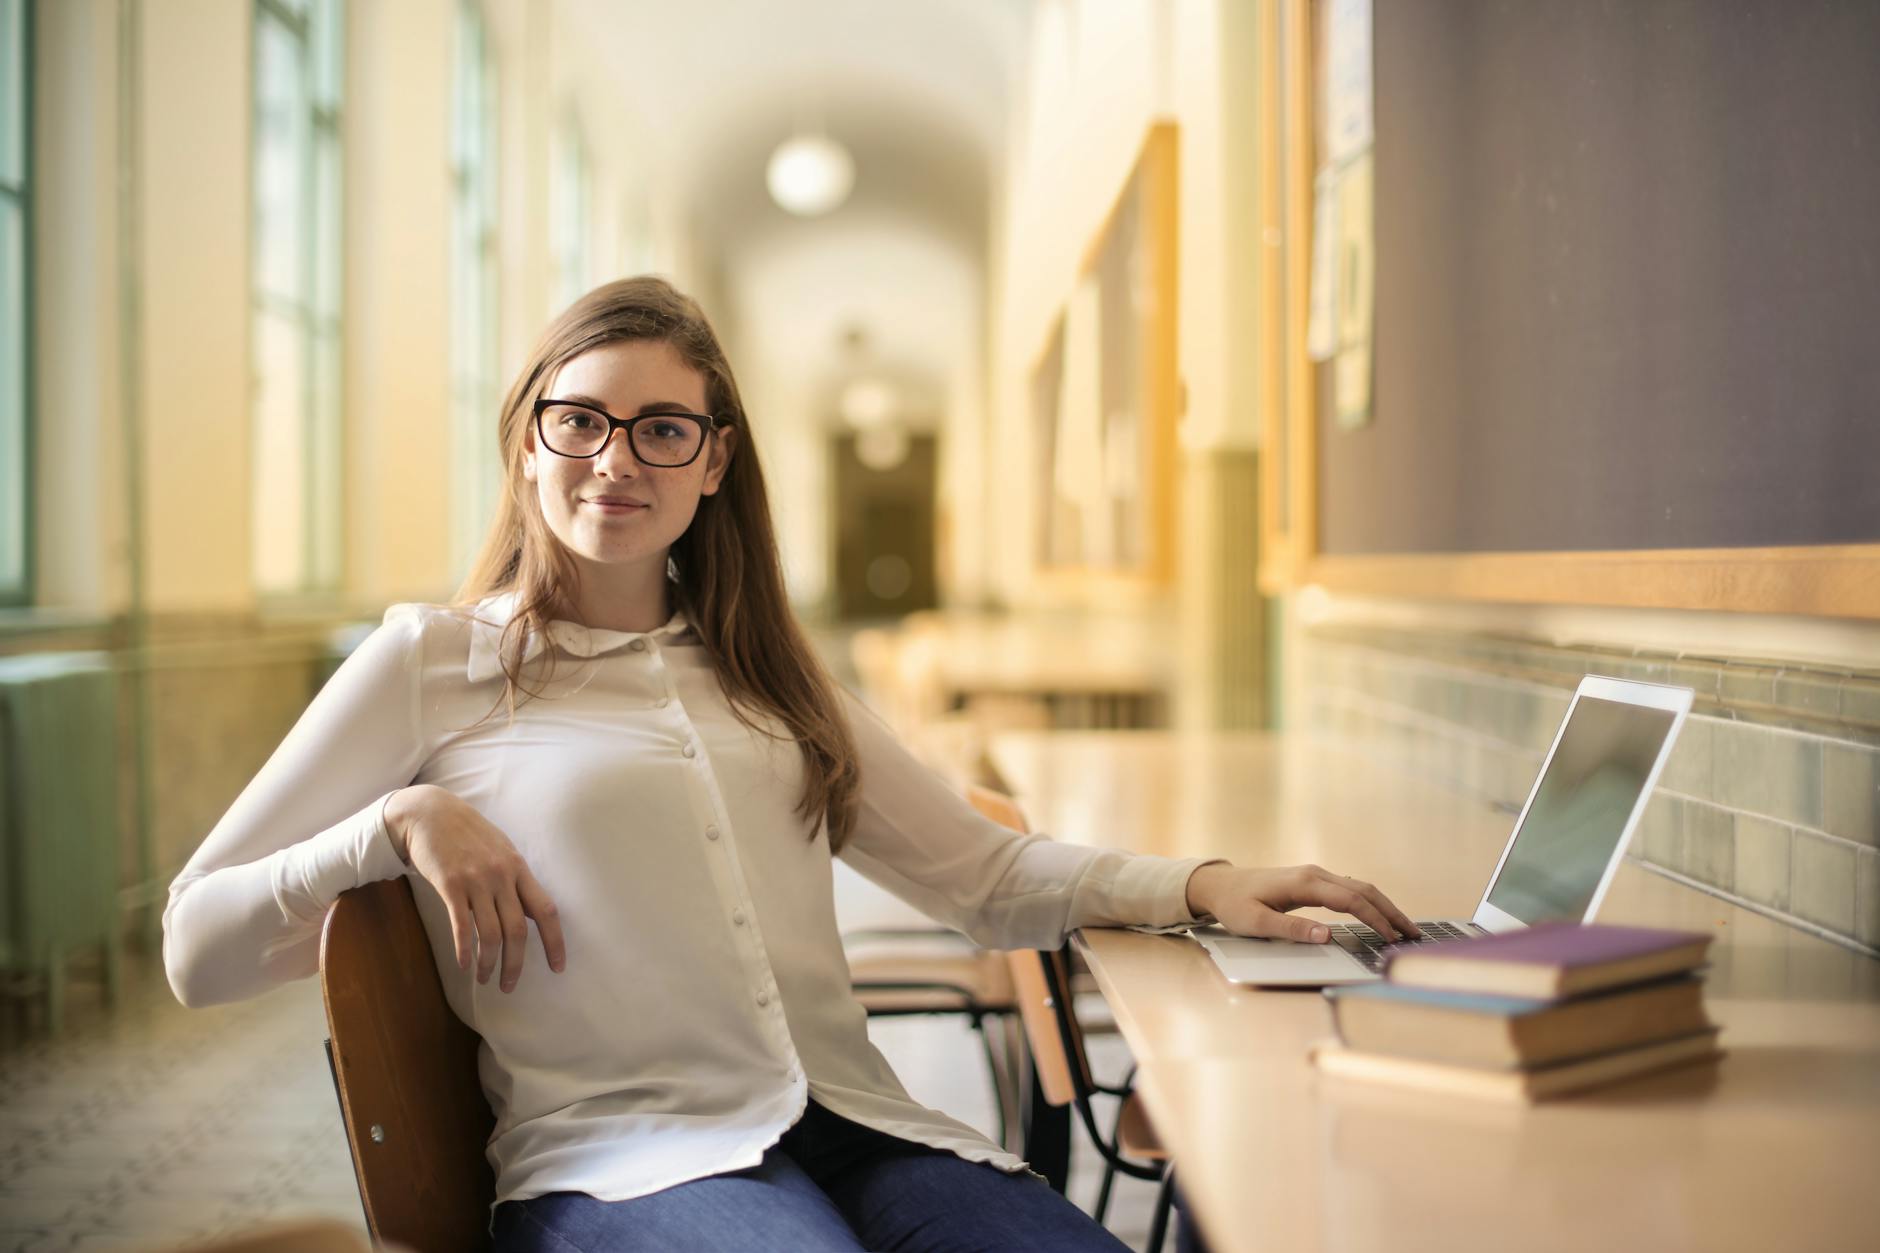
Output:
top-left (1184, 862), bottom-right (1422, 944)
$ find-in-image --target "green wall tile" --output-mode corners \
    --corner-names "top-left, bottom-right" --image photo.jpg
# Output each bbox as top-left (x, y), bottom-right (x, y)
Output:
top-left (1525, 688), bottom-right (1573, 754)
top-left (1666, 661), bottom-right (1723, 700)
top-left (1659, 715), bottom-right (1714, 797)
top-left (1683, 803), bottom-right (1735, 892)
top-left (1719, 664), bottom-right (1780, 707)
top-left (1857, 848), bottom-right (1880, 951)
top-left (1733, 816), bottom-right (1793, 912)
top-left (1842, 679), bottom-right (1880, 728)
top-left (1712, 723), bottom-right (1822, 829)
top-left (1772, 673), bottom-right (1843, 719)
top-left (1822, 742), bottom-right (1879, 849)
top-left (1635, 793), bottom-right (1686, 868)
top-left (1790, 832), bottom-right (1857, 935)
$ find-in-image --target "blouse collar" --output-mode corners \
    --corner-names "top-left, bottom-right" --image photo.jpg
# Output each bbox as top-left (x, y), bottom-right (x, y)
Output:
top-left (465, 590), bottom-right (692, 683)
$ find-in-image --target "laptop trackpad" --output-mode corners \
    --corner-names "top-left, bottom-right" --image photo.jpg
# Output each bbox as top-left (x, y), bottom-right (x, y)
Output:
top-left (1195, 931), bottom-right (1371, 986)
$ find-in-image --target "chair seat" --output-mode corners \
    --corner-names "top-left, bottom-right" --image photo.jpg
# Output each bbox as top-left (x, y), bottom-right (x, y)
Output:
top-left (1117, 1091), bottom-right (1168, 1162)
top-left (849, 950), bottom-right (1018, 1012)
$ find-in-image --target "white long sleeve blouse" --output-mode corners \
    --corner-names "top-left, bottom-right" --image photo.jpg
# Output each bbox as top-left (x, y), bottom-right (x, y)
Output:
top-left (162, 592), bottom-right (1213, 1234)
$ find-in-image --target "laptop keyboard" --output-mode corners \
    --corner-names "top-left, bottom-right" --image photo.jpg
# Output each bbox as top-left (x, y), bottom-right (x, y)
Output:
top-left (1330, 920), bottom-right (1476, 973)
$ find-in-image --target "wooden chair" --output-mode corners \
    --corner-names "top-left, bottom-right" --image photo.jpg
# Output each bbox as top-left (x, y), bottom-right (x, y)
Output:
top-left (844, 784), bottom-right (1028, 1149)
top-left (1007, 941), bottom-right (1178, 1253)
top-left (320, 876), bottom-right (495, 1253)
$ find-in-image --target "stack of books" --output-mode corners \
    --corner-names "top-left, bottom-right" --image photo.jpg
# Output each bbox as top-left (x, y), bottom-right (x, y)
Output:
top-left (1312, 922), bottom-right (1722, 1100)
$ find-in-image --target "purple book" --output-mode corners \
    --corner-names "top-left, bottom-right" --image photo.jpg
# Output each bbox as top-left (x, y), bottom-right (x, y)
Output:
top-left (1382, 921), bottom-right (1714, 999)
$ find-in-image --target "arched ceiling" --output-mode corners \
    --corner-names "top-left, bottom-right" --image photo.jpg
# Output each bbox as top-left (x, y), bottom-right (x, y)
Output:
top-left (557, 0), bottom-right (1028, 258)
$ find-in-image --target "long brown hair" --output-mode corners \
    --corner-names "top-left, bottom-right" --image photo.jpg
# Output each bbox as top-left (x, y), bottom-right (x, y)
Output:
top-left (454, 276), bottom-right (860, 850)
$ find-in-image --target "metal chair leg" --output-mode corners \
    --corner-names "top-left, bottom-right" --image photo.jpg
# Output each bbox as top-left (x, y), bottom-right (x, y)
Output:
top-left (973, 1013), bottom-right (1011, 1150)
top-left (1095, 1084), bottom-right (1140, 1223)
top-left (1000, 1013), bottom-right (1028, 1153)
top-left (1146, 1164), bottom-right (1177, 1253)
top-left (1092, 1157), bottom-right (1119, 1223)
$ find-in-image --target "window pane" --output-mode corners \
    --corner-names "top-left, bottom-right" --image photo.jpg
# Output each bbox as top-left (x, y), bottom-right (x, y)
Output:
top-left (0, 200), bottom-right (24, 590)
top-left (311, 0), bottom-right (344, 110)
top-left (252, 309), bottom-right (307, 592)
top-left (0, 0), bottom-right (22, 186)
top-left (450, 11), bottom-right (476, 167)
top-left (254, 11), bottom-right (308, 303)
top-left (253, 0), bottom-right (343, 596)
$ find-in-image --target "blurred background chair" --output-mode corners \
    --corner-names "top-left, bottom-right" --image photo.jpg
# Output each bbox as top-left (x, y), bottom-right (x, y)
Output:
top-left (844, 783), bottom-right (1031, 1149)
top-left (319, 877), bottom-right (495, 1253)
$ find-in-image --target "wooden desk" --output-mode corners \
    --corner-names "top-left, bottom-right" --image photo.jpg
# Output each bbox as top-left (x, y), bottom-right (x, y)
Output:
top-left (854, 613), bottom-right (1173, 736)
top-left (989, 731), bottom-right (1880, 1253)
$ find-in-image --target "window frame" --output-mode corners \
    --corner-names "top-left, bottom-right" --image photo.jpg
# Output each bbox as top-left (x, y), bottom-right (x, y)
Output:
top-left (249, 0), bottom-right (345, 601)
top-left (0, 0), bottom-right (35, 608)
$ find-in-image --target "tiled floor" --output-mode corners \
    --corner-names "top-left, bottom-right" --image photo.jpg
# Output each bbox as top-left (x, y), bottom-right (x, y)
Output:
top-left (0, 949), bottom-right (1164, 1253)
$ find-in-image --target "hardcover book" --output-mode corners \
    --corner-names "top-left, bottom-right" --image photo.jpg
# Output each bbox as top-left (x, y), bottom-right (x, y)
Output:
top-left (1311, 1029), bottom-right (1723, 1101)
top-left (1327, 975), bottom-right (1712, 1068)
top-left (1381, 922), bottom-right (1713, 999)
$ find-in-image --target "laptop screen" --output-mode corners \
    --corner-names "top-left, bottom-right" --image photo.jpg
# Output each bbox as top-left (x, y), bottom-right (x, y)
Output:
top-left (1483, 696), bottom-right (1679, 924)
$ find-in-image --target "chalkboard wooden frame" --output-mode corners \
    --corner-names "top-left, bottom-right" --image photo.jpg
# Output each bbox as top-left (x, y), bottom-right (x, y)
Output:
top-left (1259, 0), bottom-right (1880, 620)
top-left (1028, 122), bottom-right (1181, 597)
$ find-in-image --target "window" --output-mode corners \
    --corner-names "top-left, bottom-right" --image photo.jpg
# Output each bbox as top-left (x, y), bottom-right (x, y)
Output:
top-left (251, 0), bottom-right (344, 596)
top-left (449, 0), bottom-right (500, 580)
top-left (0, 0), bottom-right (31, 606)
top-left (551, 117), bottom-right (591, 311)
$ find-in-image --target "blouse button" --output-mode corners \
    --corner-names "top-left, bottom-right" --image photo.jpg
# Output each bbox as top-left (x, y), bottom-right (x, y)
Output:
top-left (756, 991), bottom-right (770, 1007)
top-left (682, 743), bottom-right (697, 758)
top-left (656, 696), bottom-right (671, 709)
top-left (705, 825), bottom-right (720, 841)
top-left (629, 638), bottom-right (647, 652)
top-left (732, 910), bottom-right (746, 926)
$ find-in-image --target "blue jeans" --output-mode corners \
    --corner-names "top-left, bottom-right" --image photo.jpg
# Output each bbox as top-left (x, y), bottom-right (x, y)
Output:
top-left (491, 1099), bottom-right (1133, 1252)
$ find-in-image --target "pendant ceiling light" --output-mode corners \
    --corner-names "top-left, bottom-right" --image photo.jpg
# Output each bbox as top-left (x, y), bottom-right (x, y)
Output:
top-left (839, 377), bottom-right (897, 428)
top-left (767, 133), bottom-right (855, 217)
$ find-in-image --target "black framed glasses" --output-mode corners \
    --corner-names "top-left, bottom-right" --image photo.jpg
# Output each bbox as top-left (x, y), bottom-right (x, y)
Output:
top-left (532, 398), bottom-right (726, 467)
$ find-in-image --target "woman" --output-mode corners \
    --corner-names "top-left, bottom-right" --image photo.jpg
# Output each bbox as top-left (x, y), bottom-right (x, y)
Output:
top-left (164, 276), bottom-right (1419, 1252)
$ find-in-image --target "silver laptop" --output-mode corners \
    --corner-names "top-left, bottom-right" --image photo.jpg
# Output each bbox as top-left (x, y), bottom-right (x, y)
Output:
top-left (1196, 675), bottom-right (1693, 986)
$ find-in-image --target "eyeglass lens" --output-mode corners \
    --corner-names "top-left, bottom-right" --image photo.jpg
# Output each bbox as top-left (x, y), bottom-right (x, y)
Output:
top-left (538, 404), bottom-right (705, 466)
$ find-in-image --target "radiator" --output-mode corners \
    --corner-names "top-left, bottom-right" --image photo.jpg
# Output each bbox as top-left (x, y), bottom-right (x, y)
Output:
top-left (0, 652), bottom-right (121, 1033)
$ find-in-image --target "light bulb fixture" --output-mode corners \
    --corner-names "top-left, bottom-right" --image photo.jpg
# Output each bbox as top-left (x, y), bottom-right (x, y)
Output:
top-left (839, 377), bottom-right (898, 428)
top-left (855, 425), bottom-right (911, 472)
top-left (766, 133), bottom-right (855, 217)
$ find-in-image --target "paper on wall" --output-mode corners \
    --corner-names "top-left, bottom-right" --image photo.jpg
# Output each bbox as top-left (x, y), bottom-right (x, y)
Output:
top-left (1308, 167), bottom-right (1339, 363)
top-left (1326, 0), bottom-right (1374, 166)
top-left (1335, 150), bottom-right (1375, 428)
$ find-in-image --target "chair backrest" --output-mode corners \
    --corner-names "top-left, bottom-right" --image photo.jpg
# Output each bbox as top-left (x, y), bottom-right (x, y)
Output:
top-left (320, 876), bottom-right (495, 1253)
top-left (964, 783), bottom-right (1028, 834)
top-left (1004, 944), bottom-right (1096, 1107)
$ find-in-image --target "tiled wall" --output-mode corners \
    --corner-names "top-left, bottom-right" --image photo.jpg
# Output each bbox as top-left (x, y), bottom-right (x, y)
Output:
top-left (1300, 623), bottom-right (1880, 956)
top-left (1, 614), bottom-right (346, 947)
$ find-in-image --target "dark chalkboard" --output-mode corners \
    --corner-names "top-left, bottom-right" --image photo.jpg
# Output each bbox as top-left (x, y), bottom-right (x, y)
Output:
top-left (1319, 0), bottom-right (1880, 556)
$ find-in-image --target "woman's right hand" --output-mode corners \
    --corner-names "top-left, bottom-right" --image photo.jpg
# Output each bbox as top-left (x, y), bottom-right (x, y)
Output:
top-left (385, 785), bottom-right (567, 993)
